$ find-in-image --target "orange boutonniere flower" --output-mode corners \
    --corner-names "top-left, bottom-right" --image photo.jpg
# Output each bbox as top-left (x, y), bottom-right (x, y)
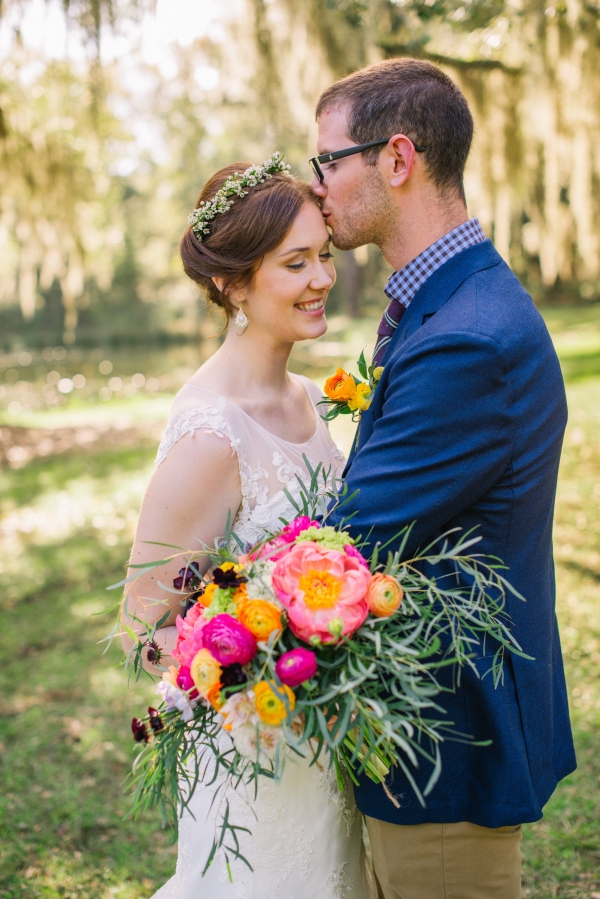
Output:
top-left (324, 368), bottom-right (357, 403)
top-left (321, 352), bottom-right (384, 422)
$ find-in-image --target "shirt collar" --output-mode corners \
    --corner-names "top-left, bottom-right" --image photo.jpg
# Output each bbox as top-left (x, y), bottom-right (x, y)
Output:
top-left (384, 218), bottom-right (486, 309)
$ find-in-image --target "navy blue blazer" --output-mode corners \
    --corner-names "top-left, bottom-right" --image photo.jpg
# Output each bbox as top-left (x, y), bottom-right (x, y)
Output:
top-left (329, 240), bottom-right (576, 827)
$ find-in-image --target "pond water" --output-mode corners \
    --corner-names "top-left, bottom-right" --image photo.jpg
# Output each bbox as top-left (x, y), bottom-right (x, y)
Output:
top-left (0, 316), bottom-right (376, 422)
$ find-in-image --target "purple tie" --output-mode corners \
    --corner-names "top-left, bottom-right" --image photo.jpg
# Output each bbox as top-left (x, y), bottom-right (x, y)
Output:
top-left (372, 298), bottom-right (406, 368)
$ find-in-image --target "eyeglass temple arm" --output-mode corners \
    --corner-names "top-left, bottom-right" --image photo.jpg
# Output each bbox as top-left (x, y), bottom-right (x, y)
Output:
top-left (316, 139), bottom-right (425, 164)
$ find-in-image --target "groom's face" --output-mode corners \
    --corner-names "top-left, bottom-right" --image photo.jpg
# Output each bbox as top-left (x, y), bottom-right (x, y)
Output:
top-left (313, 106), bottom-right (391, 251)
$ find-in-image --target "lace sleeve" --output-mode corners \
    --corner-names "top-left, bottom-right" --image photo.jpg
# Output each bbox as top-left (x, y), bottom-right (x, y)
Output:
top-left (155, 406), bottom-right (241, 467)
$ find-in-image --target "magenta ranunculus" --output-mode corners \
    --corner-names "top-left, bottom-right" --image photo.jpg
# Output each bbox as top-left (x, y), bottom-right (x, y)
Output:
top-left (202, 614), bottom-right (257, 666)
top-left (344, 544), bottom-right (370, 568)
top-left (275, 648), bottom-right (318, 687)
top-left (249, 516), bottom-right (321, 562)
top-left (176, 665), bottom-right (195, 692)
top-left (272, 541), bottom-right (372, 644)
top-left (280, 516), bottom-right (320, 543)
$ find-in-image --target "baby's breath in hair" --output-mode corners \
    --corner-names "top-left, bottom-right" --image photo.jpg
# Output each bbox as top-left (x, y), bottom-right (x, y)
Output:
top-left (187, 152), bottom-right (291, 241)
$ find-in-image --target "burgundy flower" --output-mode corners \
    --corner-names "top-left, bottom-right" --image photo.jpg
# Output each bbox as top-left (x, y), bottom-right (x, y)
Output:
top-left (145, 640), bottom-right (162, 664)
top-left (173, 563), bottom-right (202, 592)
top-left (202, 614), bottom-right (257, 666)
top-left (221, 663), bottom-right (248, 689)
top-left (212, 566), bottom-right (246, 589)
top-left (147, 707), bottom-right (164, 733)
top-left (131, 717), bottom-right (148, 743)
top-left (275, 647), bottom-right (318, 687)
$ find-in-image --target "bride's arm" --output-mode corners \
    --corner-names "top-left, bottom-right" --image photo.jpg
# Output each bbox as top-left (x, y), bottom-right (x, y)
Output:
top-left (121, 430), bottom-right (241, 673)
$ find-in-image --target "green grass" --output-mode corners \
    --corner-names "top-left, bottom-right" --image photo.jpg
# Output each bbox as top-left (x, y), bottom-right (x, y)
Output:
top-left (1, 308), bottom-right (599, 898)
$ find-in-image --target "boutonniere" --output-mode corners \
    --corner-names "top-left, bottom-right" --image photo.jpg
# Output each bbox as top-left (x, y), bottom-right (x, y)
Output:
top-left (320, 351), bottom-right (384, 422)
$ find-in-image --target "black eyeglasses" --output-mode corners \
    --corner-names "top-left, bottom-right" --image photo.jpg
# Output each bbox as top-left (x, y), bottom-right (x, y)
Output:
top-left (309, 137), bottom-right (426, 184)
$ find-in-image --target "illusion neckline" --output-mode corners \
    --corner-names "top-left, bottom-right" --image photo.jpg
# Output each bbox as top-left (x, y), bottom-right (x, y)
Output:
top-left (182, 378), bottom-right (321, 447)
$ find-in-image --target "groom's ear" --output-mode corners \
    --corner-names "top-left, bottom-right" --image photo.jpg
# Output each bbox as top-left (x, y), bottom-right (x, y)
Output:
top-left (384, 135), bottom-right (417, 189)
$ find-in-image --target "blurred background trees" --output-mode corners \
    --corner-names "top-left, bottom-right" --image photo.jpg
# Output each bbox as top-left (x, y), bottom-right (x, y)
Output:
top-left (0, 0), bottom-right (599, 348)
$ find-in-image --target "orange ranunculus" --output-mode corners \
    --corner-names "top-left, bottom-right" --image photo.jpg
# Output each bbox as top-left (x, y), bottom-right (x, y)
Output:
top-left (198, 582), bottom-right (218, 607)
top-left (237, 599), bottom-right (282, 642)
top-left (253, 681), bottom-right (295, 726)
top-left (324, 368), bottom-right (357, 403)
top-left (233, 582), bottom-right (248, 605)
top-left (205, 681), bottom-right (224, 711)
top-left (190, 648), bottom-right (222, 696)
top-left (366, 573), bottom-right (403, 618)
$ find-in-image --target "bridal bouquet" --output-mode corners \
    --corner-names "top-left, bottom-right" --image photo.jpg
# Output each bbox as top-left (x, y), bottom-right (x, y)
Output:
top-left (114, 463), bottom-right (524, 874)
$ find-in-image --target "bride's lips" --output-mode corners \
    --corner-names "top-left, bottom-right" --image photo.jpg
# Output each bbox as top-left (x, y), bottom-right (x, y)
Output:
top-left (295, 298), bottom-right (325, 316)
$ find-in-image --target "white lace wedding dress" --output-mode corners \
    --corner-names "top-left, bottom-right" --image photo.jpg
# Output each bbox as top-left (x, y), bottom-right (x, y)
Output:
top-left (152, 375), bottom-right (371, 899)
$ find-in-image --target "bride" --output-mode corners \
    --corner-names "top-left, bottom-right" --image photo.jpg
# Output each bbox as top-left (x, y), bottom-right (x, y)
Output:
top-left (124, 157), bottom-right (371, 899)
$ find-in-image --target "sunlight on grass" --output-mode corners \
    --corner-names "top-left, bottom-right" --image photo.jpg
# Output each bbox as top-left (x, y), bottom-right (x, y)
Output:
top-left (1, 308), bottom-right (599, 898)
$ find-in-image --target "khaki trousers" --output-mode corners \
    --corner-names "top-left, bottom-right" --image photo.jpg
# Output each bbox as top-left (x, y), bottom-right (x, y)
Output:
top-left (365, 817), bottom-right (522, 899)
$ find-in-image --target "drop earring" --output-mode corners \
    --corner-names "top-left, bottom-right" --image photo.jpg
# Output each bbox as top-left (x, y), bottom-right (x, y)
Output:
top-left (234, 305), bottom-right (249, 334)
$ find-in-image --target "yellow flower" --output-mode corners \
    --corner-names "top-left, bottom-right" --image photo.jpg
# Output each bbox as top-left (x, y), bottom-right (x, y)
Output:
top-left (220, 561), bottom-right (243, 573)
top-left (238, 599), bottom-right (282, 641)
top-left (372, 366), bottom-right (384, 382)
top-left (253, 681), bottom-right (295, 726)
top-left (366, 573), bottom-right (403, 618)
top-left (347, 383), bottom-right (372, 412)
top-left (324, 368), bottom-right (357, 403)
top-left (190, 649), bottom-right (222, 697)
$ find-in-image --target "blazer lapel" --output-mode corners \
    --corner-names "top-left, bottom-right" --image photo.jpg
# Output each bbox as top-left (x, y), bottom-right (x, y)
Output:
top-left (381, 239), bottom-right (502, 363)
top-left (342, 240), bottom-right (503, 474)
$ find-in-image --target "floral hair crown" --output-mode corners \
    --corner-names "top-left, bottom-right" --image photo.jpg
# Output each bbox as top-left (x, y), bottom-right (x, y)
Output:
top-left (187, 152), bottom-right (291, 241)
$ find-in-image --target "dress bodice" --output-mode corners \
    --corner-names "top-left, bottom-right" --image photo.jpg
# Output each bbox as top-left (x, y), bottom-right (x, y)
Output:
top-left (155, 375), bottom-right (345, 547)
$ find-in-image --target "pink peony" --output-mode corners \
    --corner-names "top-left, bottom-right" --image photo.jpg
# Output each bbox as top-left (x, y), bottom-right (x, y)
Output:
top-left (275, 648), bottom-right (318, 687)
top-left (344, 544), bottom-right (370, 568)
top-left (172, 603), bottom-right (208, 668)
top-left (272, 542), bottom-right (372, 644)
top-left (202, 614), bottom-right (257, 666)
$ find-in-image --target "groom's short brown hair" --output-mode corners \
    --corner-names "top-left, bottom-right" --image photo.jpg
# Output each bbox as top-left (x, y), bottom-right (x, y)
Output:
top-left (316, 58), bottom-right (473, 202)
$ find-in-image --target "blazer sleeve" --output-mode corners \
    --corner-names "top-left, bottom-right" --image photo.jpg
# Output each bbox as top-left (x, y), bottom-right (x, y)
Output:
top-left (328, 329), bottom-right (514, 556)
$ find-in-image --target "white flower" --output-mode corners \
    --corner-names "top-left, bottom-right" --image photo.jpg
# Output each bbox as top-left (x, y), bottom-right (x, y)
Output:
top-left (221, 690), bottom-right (258, 732)
top-left (187, 153), bottom-right (290, 241)
top-left (232, 722), bottom-right (284, 761)
top-left (257, 725), bottom-right (285, 759)
top-left (156, 680), bottom-right (197, 723)
top-left (246, 559), bottom-right (277, 602)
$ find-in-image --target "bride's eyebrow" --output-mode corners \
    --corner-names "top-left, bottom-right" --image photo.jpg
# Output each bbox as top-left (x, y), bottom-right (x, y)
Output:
top-left (279, 246), bottom-right (310, 256)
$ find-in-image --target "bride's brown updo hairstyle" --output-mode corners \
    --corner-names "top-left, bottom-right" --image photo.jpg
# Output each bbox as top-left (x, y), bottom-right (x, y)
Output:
top-left (180, 163), bottom-right (318, 318)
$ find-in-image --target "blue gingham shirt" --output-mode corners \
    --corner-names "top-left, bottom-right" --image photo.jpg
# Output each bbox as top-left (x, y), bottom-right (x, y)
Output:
top-left (372, 218), bottom-right (486, 366)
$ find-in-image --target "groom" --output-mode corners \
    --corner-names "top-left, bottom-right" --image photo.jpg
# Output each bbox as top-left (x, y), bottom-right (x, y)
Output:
top-left (312, 59), bottom-right (576, 899)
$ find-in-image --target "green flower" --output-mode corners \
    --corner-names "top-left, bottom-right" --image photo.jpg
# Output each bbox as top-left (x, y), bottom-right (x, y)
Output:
top-left (296, 526), bottom-right (354, 551)
top-left (203, 586), bottom-right (238, 620)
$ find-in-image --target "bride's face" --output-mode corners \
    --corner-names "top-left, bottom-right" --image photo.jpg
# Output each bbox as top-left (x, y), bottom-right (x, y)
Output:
top-left (241, 201), bottom-right (335, 343)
